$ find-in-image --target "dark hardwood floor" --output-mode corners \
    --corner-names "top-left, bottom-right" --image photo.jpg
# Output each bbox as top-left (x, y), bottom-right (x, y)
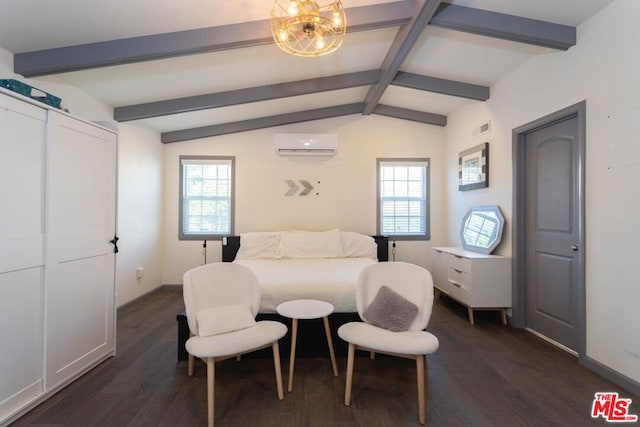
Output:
top-left (11, 288), bottom-right (639, 426)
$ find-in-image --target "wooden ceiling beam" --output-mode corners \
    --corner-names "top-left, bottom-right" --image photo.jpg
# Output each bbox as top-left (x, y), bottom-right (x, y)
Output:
top-left (373, 104), bottom-right (447, 126)
top-left (14, 1), bottom-right (414, 78)
top-left (429, 3), bottom-right (576, 50)
top-left (161, 103), bottom-right (365, 143)
top-left (392, 71), bottom-right (489, 101)
top-left (115, 70), bottom-right (380, 122)
top-left (362, 0), bottom-right (443, 115)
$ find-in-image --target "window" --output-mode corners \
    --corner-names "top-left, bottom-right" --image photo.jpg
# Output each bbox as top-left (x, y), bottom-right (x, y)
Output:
top-left (377, 158), bottom-right (430, 239)
top-left (179, 156), bottom-right (234, 240)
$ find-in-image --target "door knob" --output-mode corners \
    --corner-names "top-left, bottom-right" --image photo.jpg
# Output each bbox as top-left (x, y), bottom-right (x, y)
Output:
top-left (571, 244), bottom-right (579, 251)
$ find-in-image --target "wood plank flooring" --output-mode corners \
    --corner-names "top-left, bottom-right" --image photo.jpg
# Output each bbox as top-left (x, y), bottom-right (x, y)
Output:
top-left (11, 288), bottom-right (639, 426)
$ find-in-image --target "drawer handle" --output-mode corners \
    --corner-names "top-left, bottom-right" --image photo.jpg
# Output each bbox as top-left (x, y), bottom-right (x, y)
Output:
top-left (453, 255), bottom-right (463, 259)
top-left (453, 268), bottom-right (463, 274)
top-left (449, 281), bottom-right (462, 288)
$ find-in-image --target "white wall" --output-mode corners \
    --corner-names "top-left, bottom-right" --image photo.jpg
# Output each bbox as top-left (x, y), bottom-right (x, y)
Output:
top-left (115, 123), bottom-right (164, 306)
top-left (0, 47), bottom-right (165, 307)
top-left (162, 114), bottom-right (446, 284)
top-left (443, 102), bottom-right (513, 254)
top-left (444, 0), bottom-right (640, 384)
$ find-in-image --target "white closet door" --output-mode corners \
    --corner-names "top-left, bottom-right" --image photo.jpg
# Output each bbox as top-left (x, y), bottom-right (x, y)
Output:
top-left (0, 94), bottom-right (46, 419)
top-left (44, 111), bottom-right (117, 388)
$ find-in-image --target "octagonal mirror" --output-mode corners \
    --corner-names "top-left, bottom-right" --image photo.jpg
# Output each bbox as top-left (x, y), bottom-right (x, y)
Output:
top-left (460, 205), bottom-right (505, 254)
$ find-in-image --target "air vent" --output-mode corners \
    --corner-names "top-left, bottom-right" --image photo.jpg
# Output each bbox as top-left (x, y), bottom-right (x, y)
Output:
top-left (472, 120), bottom-right (491, 137)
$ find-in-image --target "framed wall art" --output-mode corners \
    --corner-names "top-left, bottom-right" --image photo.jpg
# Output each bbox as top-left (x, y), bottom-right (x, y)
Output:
top-left (458, 142), bottom-right (488, 191)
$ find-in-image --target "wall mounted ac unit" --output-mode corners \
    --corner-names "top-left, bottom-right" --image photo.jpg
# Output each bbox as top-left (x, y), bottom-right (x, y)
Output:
top-left (275, 133), bottom-right (337, 156)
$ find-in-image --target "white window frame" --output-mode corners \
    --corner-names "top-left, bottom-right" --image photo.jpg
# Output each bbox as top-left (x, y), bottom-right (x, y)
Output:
top-left (377, 158), bottom-right (430, 240)
top-left (179, 155), bottom-right (235, 240)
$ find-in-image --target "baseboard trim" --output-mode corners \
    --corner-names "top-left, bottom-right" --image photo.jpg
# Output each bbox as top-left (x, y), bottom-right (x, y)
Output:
top-left (525, 328), bottom-right (578, 357)
top-left (580, 356), bottom-right (640, 397)
top-left (524, 328), bottom-right (639, 396)
top-left (117, 286), bottom-right (164, 311)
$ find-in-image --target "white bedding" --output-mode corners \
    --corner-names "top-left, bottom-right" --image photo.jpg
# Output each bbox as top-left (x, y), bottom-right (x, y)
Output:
top-left (233, 257), bottom-right (376, 313)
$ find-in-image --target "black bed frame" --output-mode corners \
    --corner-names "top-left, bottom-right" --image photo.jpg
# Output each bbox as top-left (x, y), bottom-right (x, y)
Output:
top-left (221, 235), bottom-right (389, 263)
top-left (176, 235), bottom-right (389, 360)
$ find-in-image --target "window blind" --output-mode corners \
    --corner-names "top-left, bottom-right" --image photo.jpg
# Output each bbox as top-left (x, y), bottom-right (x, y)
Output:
top-left (377, 159), bottom-right (430, 238)
top-left (179, 156), bottom-right (234, 239)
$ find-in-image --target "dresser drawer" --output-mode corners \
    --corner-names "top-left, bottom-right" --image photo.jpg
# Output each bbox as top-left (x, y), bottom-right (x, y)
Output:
top-left (435, 276), bottom-right (454, 296)
top-left (448, 253), bottom-right (471, 272)
top-left (447, 280), bottom-right (470, 305)
top-left (448, 267), bottom-right (470, 288)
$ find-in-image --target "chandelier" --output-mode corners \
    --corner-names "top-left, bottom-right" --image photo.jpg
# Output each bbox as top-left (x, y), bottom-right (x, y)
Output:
top-left (270, 0), bottom-right (347, 57)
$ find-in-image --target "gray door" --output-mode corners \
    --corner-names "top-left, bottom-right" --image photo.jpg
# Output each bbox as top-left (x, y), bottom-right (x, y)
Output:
top-left (524, 114), bottom-right (582, 352)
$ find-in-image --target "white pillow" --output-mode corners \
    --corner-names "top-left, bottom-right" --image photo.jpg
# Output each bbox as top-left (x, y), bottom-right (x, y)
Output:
top-left (282, 229), bottom-right (343, 259)
top-left (236, 232), bottom-right (283, 259)
top-left (340, 231), bottom-right (378, 259)
top-left (196, 304), bottom-right (256, 336)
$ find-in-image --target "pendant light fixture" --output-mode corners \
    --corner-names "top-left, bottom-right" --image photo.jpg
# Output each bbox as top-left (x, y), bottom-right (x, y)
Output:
top-left (270, 0), bottom-right (347, 57)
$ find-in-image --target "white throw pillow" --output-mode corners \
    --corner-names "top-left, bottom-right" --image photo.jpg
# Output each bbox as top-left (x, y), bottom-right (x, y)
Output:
top-left (236, 232), bottom-right (283, 259)
top-left (282, 229), bottom-right (343, 258)
top-left (340, 231), bottom-right (378, 259)
top-left (196, 304), bottom-right (256, 336)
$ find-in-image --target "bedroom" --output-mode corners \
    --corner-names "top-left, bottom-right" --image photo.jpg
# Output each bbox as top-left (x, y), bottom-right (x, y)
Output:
top-left (0, 0), bottom-right (639, 424)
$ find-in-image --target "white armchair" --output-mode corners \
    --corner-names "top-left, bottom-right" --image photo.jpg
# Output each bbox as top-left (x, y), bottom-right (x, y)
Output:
top-left (183, 262), bottom-right (287, 427)
top-left (338, 261), bottom-right (439, 425)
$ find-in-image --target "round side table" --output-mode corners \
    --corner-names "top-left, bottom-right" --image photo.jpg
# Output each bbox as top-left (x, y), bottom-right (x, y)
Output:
top-left (276, 299), bottom-right (339, 392)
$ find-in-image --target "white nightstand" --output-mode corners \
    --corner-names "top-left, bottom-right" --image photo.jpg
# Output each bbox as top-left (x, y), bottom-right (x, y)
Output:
top-left (276, 299), bottom-right (339, 392)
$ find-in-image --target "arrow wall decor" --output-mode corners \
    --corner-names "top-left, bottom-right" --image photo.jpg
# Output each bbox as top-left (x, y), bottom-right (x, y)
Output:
top-left (285, 179), bottom-right (299, 196)
top-left (299, 180), bottom-right (314, 195)
top-left (285, 179), bottom-right (318, 196)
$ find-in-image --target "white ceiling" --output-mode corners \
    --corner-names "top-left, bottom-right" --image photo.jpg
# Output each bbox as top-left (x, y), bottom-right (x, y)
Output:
top-left (0, 0), bottom-right (615, 139)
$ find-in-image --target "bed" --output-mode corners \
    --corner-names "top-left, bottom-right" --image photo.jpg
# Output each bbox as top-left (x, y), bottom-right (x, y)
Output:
top-left (177, 231), bottom-right (388, 360)
top-left (224, 230), bottom-right (389, 313)
top-left (233, 257), bottom-right (377, 313)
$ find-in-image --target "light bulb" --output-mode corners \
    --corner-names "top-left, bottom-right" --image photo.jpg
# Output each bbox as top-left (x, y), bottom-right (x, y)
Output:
top-left (278, 28), bottom-right (288, 42)
top-left (287, 1), bottom-right (299, 16)
top-left (333, 12), bottom-right (342, 26)
top-left (315, 37), bottom-right (326, 49)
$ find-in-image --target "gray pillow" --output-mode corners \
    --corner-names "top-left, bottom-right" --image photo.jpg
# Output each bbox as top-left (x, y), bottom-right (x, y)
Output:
top-left (363, 285), bottom-right (419, 332)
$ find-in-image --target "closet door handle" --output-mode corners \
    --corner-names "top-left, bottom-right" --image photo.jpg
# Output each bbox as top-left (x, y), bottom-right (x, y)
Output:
top-left (109, 235), bottom-right (119, 254)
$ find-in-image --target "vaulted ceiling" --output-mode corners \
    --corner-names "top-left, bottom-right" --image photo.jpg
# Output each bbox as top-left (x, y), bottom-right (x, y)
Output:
top-left (0, 0), bottom-right (614, 143)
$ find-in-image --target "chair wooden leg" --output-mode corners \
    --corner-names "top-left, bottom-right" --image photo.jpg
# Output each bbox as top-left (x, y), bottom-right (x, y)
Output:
top-left (188, 331), bottom-right (195, 376)
top-left (416, 355), bottom-right (426, 425)
top-left (188, 353), bottom-right (195, 376)
top-left (272, 342), bottom-right (284, 400)
top-left (206, 357), bottom-right (215, 427)
top-left (344, 343), bottom-right (355, 406)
